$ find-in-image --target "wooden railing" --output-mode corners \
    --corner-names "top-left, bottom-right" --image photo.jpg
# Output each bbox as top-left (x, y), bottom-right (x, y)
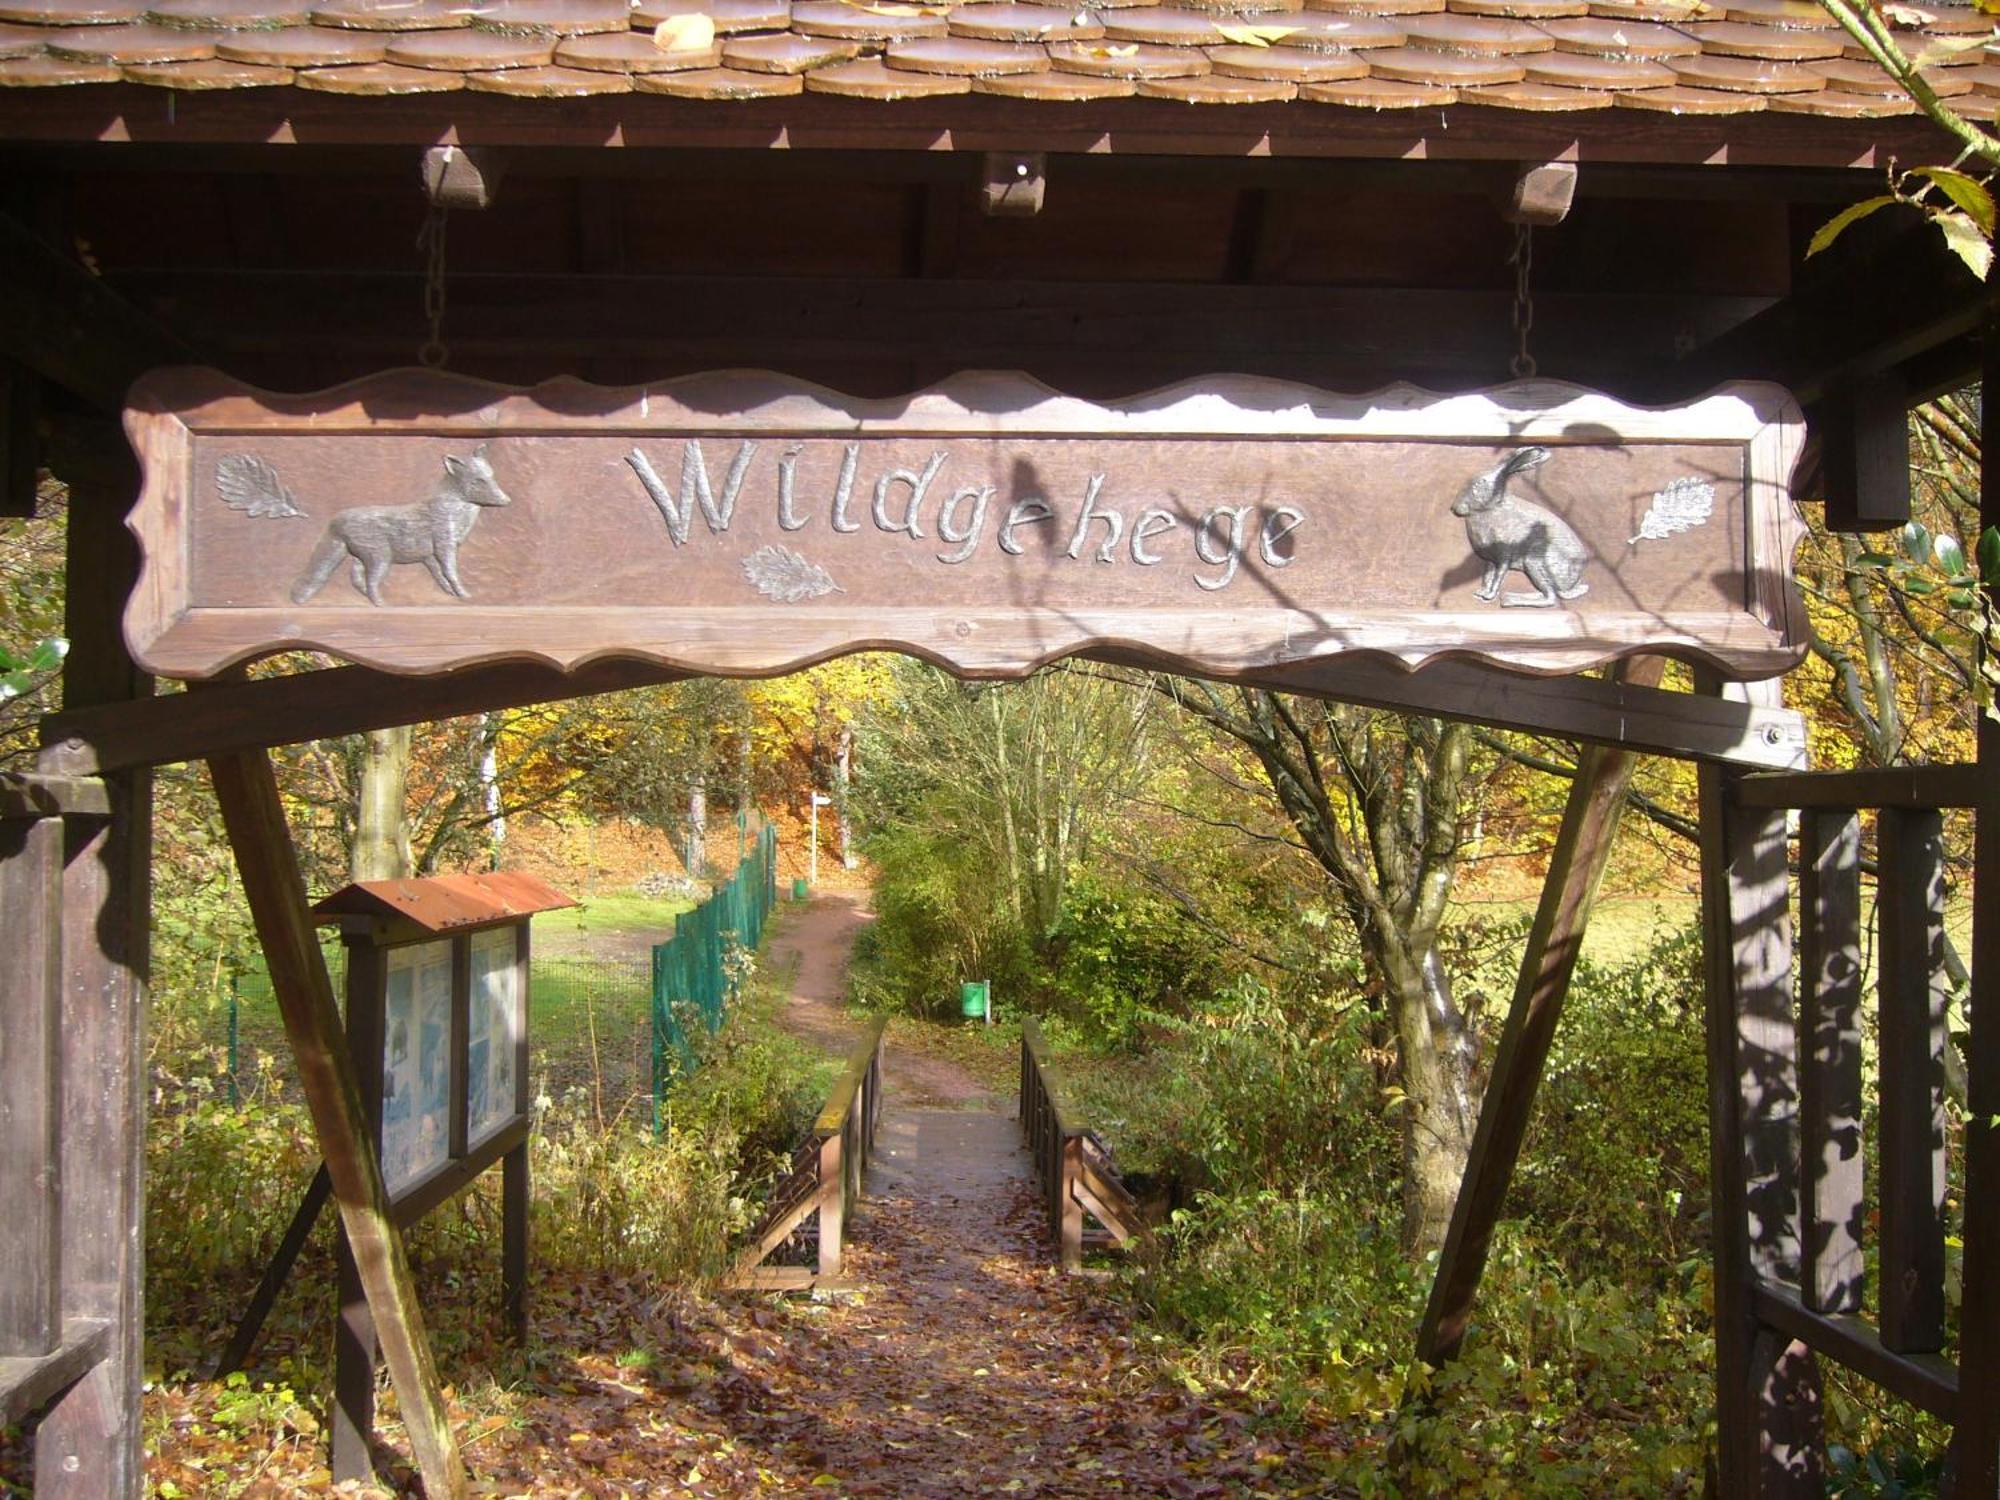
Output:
top-left (729, 1017), bottom-right (886, 1291)
top-left (1705, 760), bottom-right (1993, 1491)
top-left (1019, 1016), bottom-right (1148, 1271)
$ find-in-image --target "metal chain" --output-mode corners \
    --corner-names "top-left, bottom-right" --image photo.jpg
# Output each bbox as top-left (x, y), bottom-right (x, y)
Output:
top-left (417, 197), bottom-right (450, 369)
top-left (1508, 221), bottom-right (1537, 381)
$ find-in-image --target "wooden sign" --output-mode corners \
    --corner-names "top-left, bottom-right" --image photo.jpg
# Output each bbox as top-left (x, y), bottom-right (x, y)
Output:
top-left (124, 369), bottom-right (1807, 681)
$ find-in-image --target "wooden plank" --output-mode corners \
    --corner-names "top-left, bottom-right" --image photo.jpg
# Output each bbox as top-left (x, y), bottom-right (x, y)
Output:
top-left (1797, 810), bottom-right (1864, 1317)
top-left (1750, 1283), bottom-right (1957, 1422)
top-left (212, 1166), bottom-right (332, 1380)
top-left (1733, 764), bottom-right (1983, 810)
top-left (121, 370), bottom-right (1805, 684)
top-left (1818, 370), bottom-right (1910, 532)
top-left (1059, 1137), bottom-right (1084, 1273)
top-left (389, 1116), bottom-right (530, 1228)
top-left (41, 660), bottom-right (691, 778)
top-left (36, 476), bottom-right (150, 1500)
top-left (102, 270), bottom-right (1770, 388)
top-left (207, 749), bottom-right (465, 1500)
top-left (0, 813), bottom-right (62, 1358)
top-left (1417, 656), bottom-right (1664, 1367)
top-left (0, 86), bottom-right (1957, 168)
top-left (0, 1321), bottom-right (110, 1429)
top-left (1876, 809), bottom-right (1949, 1355)
top-left (0, 210), bottom-right (198, 411)
top-left (813, 1018), bottom-right (888, 1135)
top-left (1945, 335), bottom-right (2000, 1499)
top-left (1096, 649), bottom-right (1808, 770)
top-left (1699, 751), bottom-right (1818, 1497)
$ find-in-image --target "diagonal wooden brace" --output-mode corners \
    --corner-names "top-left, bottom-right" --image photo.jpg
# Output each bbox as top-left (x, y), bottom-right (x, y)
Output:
top-left (208, 750), bottom-right (465, 1500)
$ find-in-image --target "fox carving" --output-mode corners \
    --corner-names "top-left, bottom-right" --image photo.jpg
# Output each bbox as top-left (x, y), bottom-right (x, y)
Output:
top-left (283, 445), bottom-right (513, 606)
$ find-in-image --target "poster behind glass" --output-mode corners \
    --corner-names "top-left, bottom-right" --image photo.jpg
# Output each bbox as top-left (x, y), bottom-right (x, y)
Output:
top-left (468, 927), bottom-right (521, 1146)
top-left (381, 939), bottom-right (453, 1195)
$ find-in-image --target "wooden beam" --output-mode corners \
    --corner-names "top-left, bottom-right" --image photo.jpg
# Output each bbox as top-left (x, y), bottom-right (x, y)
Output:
top-left (40, 659), bottom-right (693, 776)
top-left (43, 651), bottom-right (1805, 777)
top-left (0, 773), bottom-right (109, 820)
top-left (0, 810), bottom-right (62, 1359)
top-left (1797, 810), bottom-right (1863, 1317)
top-left (0, 1321), bottom-right (109, 1429)
top-left (421, 145), bottom-right (504, 211)
top-left (0, 212), bottom-right (198, 411)
top-left (1875, 808), bottom-right (1949, 1356)
top-left (0, 86), bottom-right (1956, 167)
top-left (207, 749), bottom-right (464, 1500)
top-left (1654, 221), bottom-right (1979, 409)
top-left (1733, 764), bottom-right (1983, 809)
top-left (1418, 655), bottom-right (1663, 1367)
top-left (1750, 1284), bottom-right (1957, 1422)
top-left (1945, 308), bottom-right (2000, 1498)
top-left (1502, 160), bottom-right (1577, 227)
top-left (212, 1166), bottom-right (331, 1380)
top-left (100, 269), bottom-right (1770, 392)
top-left (1090, 650), bottom-right (1807, 769)
top-left (35, 475), bottom-right (149, 1500)
top-left (1699, 721), bottom-right (1821, 1497)
top-left (980, 151), bottom-right (1044, 218)
top-left (1817, 370), bottom-right (1910, 532)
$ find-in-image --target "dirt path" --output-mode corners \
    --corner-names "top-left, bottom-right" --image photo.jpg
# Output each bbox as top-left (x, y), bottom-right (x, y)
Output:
top-left (767, 894), bottom-right (997, 1110)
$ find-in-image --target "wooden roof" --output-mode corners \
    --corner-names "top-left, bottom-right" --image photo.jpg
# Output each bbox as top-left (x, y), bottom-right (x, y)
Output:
top-left (311, 870), bottom-right (577, 932)
top-left (0, 0), bottom-right (1981, 161)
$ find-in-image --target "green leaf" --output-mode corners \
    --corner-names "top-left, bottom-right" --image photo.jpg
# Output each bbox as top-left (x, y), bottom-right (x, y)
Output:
top-left (1978, 525), bottom-right (2000, 582)
top-left (1914, 165), bottom-right (1997, 237)
top-left (1947, 589), bottom-right (1978, 609)
top-left (1807, 195), bottom-right (1898, 258)
top-left (1934, 533), bottom-right (1967, 575)
top-left (1853, 550), bottom-right (1898, 570)
top-left (1902, 575), bottom-right (1938, 595)
top-left (1902, 520), bottom-right (1933, 564)
top-left (1932, 206), bottom-right (1994, 279)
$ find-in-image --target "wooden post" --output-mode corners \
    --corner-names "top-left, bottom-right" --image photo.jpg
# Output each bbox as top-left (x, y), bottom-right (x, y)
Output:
top-left (817, 1131), bottom-right (844, 1280)
top-left (1874, 809), bottom-right (1949, 1355)
top-left (1059, 1136), bottom-right (1083, 1272)
top-left (1417, 656), bottom-right (1662, 1365)
top-left (35, 470), bottom-right (150, 1500)
top-left (0, 801), bottom-right (63, 1359)
top-left (207, 750), bottom-right (465, 1500)
top-left (1943, 310), bottom-right (2000, 1494)
top-left (333, 938), bottom-right (385, 1484)
top-left (1698, 741), bottom-right (1822, 1498)
top-left (502, 1144), bottom-right (528, 1344)
top-left (1796, 810), bottom-right (1864, 1316)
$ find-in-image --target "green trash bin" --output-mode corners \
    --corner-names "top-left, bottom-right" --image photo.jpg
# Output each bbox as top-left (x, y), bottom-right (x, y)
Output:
top-left (792, 877), bottom-right (809, 901)
top-left (959, 979), bottom-right (990, 1021)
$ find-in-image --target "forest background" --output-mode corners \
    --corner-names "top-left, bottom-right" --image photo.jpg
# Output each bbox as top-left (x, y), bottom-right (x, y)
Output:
top-left (0, 390), bottom-right (1990, 1495)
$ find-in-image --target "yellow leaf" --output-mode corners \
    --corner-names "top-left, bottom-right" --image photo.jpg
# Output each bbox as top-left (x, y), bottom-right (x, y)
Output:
top-left (653, 11), bottom-right (715, 49)
top-left (1081, 41), bottom-right (1138, 56)
top-left (1933, 207), bottom-right (1993, 279)
top-left (1214, 21), bottom-right (1296, 44)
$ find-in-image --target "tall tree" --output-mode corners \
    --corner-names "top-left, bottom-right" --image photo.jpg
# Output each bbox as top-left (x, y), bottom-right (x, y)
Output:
top-left (1153, 680), bottom-right (1487, 1255)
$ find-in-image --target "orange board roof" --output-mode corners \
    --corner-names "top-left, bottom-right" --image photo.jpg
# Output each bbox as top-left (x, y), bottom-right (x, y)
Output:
top-left (0, 0), bottom-right (1988, 121)
top-left (312, 870), bottom-right (578, 931)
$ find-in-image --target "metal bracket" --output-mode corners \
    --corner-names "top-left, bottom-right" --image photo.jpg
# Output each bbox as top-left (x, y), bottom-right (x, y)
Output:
top-left (981, 152), bottom-right (1046, 218)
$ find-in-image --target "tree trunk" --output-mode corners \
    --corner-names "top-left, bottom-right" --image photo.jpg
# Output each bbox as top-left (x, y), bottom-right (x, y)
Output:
top-left (836, 723), bottom-right (856, 869)
top-left (686, 770), bottom-right (707, 879)
top-left (1382, 938), bottom-right (1478, 1254)
top-left (478, 714), bottom-right (504, 870)
top-left (352, 725), bottom-right (413, 882)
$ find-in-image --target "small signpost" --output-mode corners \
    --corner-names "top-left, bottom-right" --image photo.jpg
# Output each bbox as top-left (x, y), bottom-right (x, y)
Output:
top-left (310, 871), bottom-right (572, 1482)
top-left (217, 871), bottom-right (573, 1485)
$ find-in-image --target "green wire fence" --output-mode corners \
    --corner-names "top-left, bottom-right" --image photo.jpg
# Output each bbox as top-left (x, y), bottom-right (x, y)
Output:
top-left (651, 819), bottom-right (780, 1135)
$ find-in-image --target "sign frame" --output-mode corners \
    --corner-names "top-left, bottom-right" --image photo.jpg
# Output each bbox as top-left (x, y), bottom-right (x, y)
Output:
top-left (123, 367), bottom-right (1808, 682)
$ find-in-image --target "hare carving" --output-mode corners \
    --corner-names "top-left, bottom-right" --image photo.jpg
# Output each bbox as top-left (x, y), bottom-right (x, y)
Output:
top-left (285, 445), bottom-right (513, 606)
top-left (1450, 446), bottom-right (1590, 609)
